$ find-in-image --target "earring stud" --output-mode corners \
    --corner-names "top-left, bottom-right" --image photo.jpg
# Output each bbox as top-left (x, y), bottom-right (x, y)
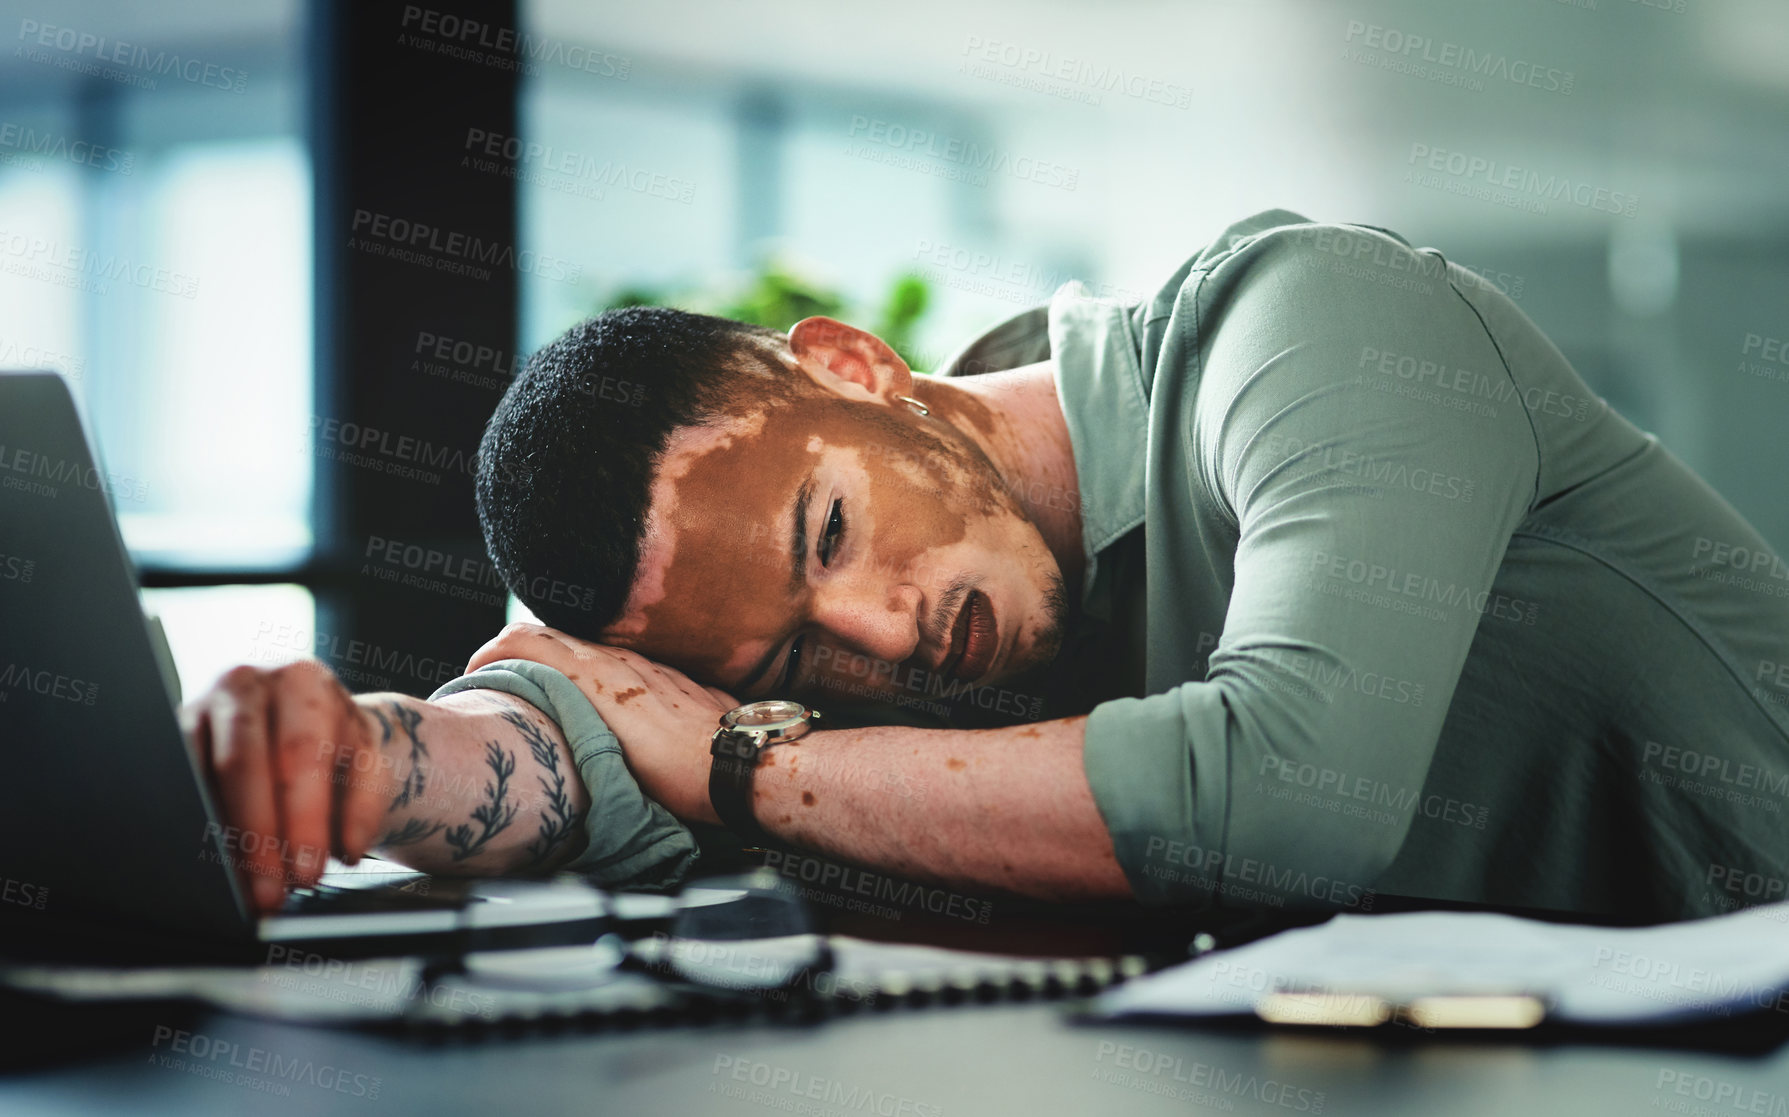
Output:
top-left (894, 394), bottom-right (929, 417)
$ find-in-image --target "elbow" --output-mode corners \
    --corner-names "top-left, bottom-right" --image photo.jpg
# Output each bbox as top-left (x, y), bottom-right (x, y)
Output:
top-left (1284, 826), bottom-right (1400, 911)
top-left (1133, 822), bottom-right (1393, 913)
top-left (1227, 755), bottom-right (1408, 912)
top-left (1090, 682), bottom-right (1411, 910)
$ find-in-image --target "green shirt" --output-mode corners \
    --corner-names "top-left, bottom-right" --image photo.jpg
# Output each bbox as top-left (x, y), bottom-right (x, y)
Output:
top-left (935, 208), bottom-right (1789, 921)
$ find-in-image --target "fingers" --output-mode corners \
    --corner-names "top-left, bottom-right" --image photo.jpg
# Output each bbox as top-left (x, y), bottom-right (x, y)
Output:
top-left (177, 698), bottom-right (206, 761)
top-left (467, 623), bottom-right (637, 698)
top-left (269, 662), bottom-right (340, 893)
top-left (649, 662), bottom-right (734, 716)
top-left (641, 658), bottom-right (702, 702)
top-left (466, 621), bottom-right (732, 717)
top-left (465, 621), bottom-right (555, 674)
top-left (195, 661), bottom-right (395, 912)
top-left (200, 666), bottom-right (285, 913)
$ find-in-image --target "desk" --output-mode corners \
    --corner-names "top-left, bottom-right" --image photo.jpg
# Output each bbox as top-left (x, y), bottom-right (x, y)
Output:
top-left (6, 990), bottom-right (1788, 1116)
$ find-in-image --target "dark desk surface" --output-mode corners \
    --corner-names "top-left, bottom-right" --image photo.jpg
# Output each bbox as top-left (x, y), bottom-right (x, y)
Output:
top-left (7, 991), bottom-right (1789, 1116)
top-left (5, 884), bottom-right (1783, 1116)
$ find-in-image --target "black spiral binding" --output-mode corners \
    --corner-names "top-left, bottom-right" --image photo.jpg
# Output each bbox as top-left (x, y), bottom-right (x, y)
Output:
top-left (395, 950), bottom-right (1152, 1037)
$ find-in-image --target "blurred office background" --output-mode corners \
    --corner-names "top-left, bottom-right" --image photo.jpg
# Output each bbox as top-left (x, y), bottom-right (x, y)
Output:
top-left (1, 0), bottom-right (1785, 697)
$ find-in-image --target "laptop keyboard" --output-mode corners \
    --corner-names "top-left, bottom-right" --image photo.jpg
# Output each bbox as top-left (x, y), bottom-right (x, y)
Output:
top-left (278, 878), bottom-right (475, 915)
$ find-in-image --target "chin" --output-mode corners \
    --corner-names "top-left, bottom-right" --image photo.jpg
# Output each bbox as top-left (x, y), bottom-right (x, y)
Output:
top-left (1020, 569), bottom-right (1071, 672)
top-left (1001, 636), bottom-right (1054, 683)
top-left (980, 610), bottom-right (1046, 686)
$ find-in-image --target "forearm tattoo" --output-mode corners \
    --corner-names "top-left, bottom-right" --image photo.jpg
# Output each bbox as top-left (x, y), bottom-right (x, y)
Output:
top-left (372, 701), bottom-right (429, 809)
top-left (444, 741), bottom-right (519, 861)
top-left (378, 816), bottom-right (445, 848)
top-left (502, 708), bottom-right (581, 868)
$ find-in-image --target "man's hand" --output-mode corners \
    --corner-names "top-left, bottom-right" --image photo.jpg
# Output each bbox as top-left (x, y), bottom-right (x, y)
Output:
top-left (183, 657), bottom-right (591, 914)
top-left (180, 661), bottom-right (389, 913)
top-left (467, 623), bottom-right (736, 824)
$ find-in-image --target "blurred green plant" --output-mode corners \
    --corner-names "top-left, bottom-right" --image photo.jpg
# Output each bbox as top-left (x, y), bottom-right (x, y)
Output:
top-left (601, 260), bottom-right (933, 370)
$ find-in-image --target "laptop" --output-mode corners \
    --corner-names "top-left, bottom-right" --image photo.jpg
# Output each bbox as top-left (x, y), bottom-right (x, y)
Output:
top-left (0, 371), bottom-right (606, 962)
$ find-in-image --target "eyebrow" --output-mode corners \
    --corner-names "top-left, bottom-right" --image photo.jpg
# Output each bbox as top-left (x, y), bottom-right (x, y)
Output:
top-left (738, 476), bottom-right (814, 695)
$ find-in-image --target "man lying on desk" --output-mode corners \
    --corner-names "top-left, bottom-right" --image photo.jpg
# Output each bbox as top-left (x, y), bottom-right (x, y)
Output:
top-left (185, 210), bottom-right (1789, 923)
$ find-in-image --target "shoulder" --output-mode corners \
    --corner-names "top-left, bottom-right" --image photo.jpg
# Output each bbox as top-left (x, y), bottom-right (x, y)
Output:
top-left (1136, 210), bottom-right (1458, 359)
top-left (1174, 214), bottom-right (1475, 371)
top-left (1196, 212), bottom-right (1445, 303)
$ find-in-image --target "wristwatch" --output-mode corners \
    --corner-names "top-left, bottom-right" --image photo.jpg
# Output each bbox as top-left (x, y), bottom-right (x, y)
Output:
top-left (708, 700), bottom-right (823, 847)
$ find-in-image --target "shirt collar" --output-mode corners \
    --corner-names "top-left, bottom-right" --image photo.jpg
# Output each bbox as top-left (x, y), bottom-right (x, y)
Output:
top-left (930, 210), bottom-right (1319, 613)
top-left (935, 283), bottom-right (1149, 607)
top-left (1047, 282), bottom-right (1149, 586)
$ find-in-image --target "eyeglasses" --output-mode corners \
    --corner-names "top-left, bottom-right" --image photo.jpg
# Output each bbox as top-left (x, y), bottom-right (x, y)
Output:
top-left (653, 868), bottom-right (831, 996)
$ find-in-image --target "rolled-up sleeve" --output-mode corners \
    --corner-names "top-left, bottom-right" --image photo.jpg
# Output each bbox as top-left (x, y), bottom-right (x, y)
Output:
top-left (1085, 225), bottom-right (1541, 908)
top-left (431, 658), bottom-right (700, 890)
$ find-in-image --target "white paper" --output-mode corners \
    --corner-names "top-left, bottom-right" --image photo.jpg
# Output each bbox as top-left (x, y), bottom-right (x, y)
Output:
top-left (1096, 900), bottom-right (1789, 1026)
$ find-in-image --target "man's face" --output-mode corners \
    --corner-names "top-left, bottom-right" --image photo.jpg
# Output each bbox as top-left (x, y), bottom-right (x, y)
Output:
top-left (598, 373), bottom-right (1068, 708)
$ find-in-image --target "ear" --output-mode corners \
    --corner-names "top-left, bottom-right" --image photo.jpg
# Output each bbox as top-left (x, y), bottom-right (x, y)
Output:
top-left (786, 316), bottom-right (913, 404)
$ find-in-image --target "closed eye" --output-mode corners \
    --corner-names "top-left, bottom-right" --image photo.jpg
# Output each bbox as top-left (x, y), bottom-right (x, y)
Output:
top-left (772, 501), bottom-right (842, 695)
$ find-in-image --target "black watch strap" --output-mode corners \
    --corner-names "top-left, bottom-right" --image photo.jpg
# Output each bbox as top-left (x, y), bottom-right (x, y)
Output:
top-left (708, 735), bottom-right (775, 848)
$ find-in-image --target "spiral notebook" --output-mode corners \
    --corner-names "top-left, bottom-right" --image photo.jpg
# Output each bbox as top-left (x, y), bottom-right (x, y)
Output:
top-left (0, 934), bottom-right (1146, 1031)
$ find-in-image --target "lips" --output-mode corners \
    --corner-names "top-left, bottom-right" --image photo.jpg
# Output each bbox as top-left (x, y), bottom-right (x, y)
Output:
top-left (941, 589), bottom-right (997, 684)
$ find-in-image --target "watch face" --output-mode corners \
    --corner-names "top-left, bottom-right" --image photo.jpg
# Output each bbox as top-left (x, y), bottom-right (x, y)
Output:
top-left (726, 699), bottom-right (806, 730)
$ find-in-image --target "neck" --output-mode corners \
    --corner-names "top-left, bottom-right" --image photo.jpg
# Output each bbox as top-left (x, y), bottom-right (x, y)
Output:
top-left (915, 361), bottom-right (1085, 593)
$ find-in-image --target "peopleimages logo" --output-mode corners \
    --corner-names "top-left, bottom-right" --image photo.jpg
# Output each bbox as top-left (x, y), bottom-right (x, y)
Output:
top-left (958, 35), bottom-right (1194, 109)
top-left (1358, 345), bottom-right (1597, 422)
top-left (360, 534), bottom-right (597, 614)
top-left (1406, 142), bottom-right (1639, 217)
top-left (1655, 1071), bottom-right (1787, 1117)
top-left (710, 1057), bottom-right (940, 1117)
top-left (1739, 333), bottom-right (1789, 385)
top-left (1, 876), bottom-right (48, 910)
top-left (0, 228), bottom-right (200, 299)
top-left (148, 1026), bottom-right (381, 1099)
top-left (0, 121), bottom-right (132, 173)
top-left (1093, 1042), bottom-right (1326, 1112)
top-left (348, 209), bottom-right (582, 284)
top-left (462, 128), bottom-right (694, 204)
top-left (398, 5), bottom-right (630, 79)
top-left (760, 848), bottom-right (995, 924)
top-left (303, 413), bottom-right (536, 488)
top-left (1307, 548), bottom-right (1541, 626)
top-left (1343, 21), bottom-right (1575, 96)
top-left (260, 945), bottom-right (497, 1019)
top-left (16, 18), bottom-right (248, 92)
top-left (0, 338), bottom-right (84, 381)
top-left (1642, 739), bottom-right (1789, 798)
top-left (1254, 429), bottom-right (1479, 504)
top-left (1690, 536), bottom-right (1789, 593)
top-left (0, 661), bottom-right (98, 705)
top-left (249, 620), bottom-right (468, 690)
top-left (0, 550), bottom-right (35, 583)
top-left (912, 237), bottom-right (1143, 308)
top-left (846, 115), bottom-right (1080, 190)
top-left (1142, 835), bottom-right (1376, 909)
top-left (1256, 755), bottom-right (1490, 830)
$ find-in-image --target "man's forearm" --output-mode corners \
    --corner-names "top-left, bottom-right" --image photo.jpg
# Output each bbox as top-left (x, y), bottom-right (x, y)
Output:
top-left (743, 716), bottom-right (1131, 902)
top-left (350, 689), bottom-right (590, 875)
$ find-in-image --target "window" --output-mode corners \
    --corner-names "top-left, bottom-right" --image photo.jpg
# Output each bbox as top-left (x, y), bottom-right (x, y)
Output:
top-left (0, 6), bottom-right (312, 697)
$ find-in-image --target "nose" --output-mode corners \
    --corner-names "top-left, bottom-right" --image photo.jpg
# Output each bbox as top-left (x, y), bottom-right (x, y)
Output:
top-left (810, 576), bottom-right (923, 668)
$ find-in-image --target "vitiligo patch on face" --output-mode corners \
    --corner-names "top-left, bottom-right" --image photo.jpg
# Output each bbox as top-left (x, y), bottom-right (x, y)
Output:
top-left (603, 383), bottom-right (1052, 696)
top-left (916, 382), bottom-right (998, 442)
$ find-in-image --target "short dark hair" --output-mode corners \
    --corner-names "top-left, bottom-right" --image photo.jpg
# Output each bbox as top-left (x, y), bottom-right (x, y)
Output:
top-left (476, 306), bottom-right (785, 637)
